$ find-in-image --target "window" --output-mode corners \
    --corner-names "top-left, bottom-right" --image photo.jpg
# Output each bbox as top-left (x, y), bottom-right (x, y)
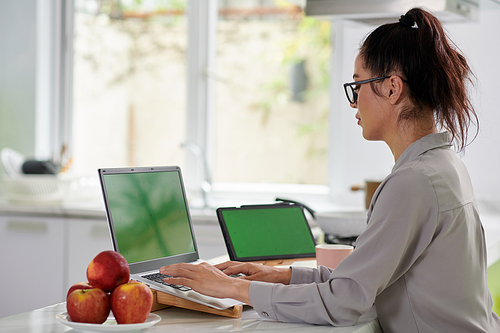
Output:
top-left (213, 1), bottom-right (330, 185)
top-left (71, 0), bottom-right (188, 176)
top-left (69, 0), bottom-right (331, 205)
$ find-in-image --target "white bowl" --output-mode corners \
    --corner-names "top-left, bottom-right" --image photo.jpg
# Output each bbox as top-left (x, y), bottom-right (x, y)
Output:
top-left (315, 210), bottom-right (367, 237)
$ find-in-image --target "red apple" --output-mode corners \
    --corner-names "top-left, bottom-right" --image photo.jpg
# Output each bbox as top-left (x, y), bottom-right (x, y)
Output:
top-left (66, 288), bottom-right (110, 324)
top-left (66, 281), bottom-right (93, 299)
top-left (87, 250), bottom-right (130, 292)
top-left (110, 281), bottom-right (153, 324)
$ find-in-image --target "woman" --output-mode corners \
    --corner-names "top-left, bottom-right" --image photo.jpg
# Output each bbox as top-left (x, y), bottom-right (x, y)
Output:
top-left (160, 8), bottom-right (500, 332)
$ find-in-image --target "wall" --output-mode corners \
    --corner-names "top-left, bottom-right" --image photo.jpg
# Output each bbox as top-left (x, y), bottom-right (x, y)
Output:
top-left (0, 0), bottom-right (37, 157)
top-left (448, 1), bottom-right (500, 202)
top-left (334, 0), bottom-right (500, 203)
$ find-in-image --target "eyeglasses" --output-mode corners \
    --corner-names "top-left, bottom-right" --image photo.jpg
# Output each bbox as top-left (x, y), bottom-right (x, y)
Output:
top-left (343, 76), bottom-right (390, 104)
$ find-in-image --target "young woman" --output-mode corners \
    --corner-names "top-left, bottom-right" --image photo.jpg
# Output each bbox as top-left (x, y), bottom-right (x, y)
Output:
top-left (160, 8), bottom-right (500, 332)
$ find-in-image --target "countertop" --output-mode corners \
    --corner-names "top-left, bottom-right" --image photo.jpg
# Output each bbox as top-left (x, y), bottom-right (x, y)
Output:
top-left (0, 199), bottom-right (218, 223)
top-left (1, 199), bottom-right (499, 265)
top-left (0, 302), bottom-right (382, 333)
top-left (0, 199), bottom-right (107, 219)
top-left (483, 214), bottom-right (500, 267)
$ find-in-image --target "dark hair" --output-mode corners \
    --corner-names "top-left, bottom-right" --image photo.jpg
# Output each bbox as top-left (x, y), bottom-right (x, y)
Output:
top-left (359, 7), bottom-right (478, 150)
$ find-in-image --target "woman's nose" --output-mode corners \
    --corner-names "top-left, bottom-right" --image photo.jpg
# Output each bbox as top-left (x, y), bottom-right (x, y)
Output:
top-left (349, 101), bottom-right (358, 109)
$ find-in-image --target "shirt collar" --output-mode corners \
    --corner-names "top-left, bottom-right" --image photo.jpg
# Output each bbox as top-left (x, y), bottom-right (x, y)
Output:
top-left (392, 132), bottom-right (452, 172)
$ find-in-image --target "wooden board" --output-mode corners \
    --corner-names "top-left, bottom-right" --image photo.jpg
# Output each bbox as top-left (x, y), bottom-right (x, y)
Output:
top-left (151, 289), bottom-right (243, 318)
top-left (252, 256), bottom-right (316, 266)
top-left (150, 289), bottom-right (171, 312)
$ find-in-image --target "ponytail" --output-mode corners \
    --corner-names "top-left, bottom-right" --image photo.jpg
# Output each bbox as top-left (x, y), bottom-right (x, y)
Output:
top-left (359, 7), bottom-right (478, 151)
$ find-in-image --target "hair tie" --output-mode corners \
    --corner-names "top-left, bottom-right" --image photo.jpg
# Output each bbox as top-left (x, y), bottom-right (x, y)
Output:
top-left (399, 15), bottom-right (418, 29)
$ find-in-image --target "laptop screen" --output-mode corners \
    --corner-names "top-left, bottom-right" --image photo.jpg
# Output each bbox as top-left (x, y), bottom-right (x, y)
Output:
top-left (99, 166), bottom-right (198, 272)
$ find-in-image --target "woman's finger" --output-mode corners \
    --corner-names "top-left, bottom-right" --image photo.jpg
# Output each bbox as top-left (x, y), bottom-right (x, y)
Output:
top-left (214, 261), bottom-right (241, 271)
top-left (160, 263), bottom-right (199, 278)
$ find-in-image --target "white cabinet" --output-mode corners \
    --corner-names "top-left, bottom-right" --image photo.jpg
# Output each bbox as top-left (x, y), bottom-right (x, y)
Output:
top-left (0, 214), bottom-right (112, 319)
top-left (66, 218), bottom-right (112, 290)
top-left (0, 215), bottom-right (65, 318)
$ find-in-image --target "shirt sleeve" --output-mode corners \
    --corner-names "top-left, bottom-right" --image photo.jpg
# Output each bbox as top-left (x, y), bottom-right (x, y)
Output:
top-left (248, 168), bottom-right (439, 326)
top-left (289, 265), bottom-right (333, 284)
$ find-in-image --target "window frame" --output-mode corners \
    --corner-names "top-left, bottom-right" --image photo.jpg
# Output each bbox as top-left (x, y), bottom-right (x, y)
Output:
top-left (184, 0), bottom-right (217, 195)
top-left (36, 0), bottom-right (74, 164)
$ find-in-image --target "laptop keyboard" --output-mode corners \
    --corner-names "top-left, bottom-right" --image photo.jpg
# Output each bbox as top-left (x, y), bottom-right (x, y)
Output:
top-left (142, 273), bottom-right (192, 292)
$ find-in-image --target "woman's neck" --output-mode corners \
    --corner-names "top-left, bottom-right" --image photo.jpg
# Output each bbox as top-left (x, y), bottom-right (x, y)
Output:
top-left (387, 120), bottom-right (438, 162)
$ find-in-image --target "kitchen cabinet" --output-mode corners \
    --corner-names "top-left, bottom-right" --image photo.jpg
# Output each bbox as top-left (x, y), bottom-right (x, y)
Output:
top-left (0, 215), bottom-right (65, 318)
top-left (66, 218), bottom-right (112, 290)
top-left (0, 213), bottom-right (112, 319)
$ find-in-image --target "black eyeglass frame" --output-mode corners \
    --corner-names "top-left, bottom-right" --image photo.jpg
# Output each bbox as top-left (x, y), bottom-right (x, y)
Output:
top-left (343, 76), bottom-right (391, 104)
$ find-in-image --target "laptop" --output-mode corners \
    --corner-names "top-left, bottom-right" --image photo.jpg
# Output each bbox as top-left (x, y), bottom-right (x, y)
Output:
top-left (216, 203), bottom-right (317, 263)
top-left (98, 166), bottom-right (241, 310)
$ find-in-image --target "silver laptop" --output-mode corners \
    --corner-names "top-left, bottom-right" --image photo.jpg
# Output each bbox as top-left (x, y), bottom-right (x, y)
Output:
top-left (98, 166), bottom-right (240, 310)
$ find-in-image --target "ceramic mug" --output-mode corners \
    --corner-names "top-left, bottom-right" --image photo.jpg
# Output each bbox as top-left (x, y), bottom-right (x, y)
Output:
top-left (315, 244), bottom-right (354, 269)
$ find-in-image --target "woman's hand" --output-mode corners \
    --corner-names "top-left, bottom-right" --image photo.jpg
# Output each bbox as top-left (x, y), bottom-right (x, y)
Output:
top-left (159, 262), bottom-right (252, 305)
top-left (215, 261), bottom-right (292, 285)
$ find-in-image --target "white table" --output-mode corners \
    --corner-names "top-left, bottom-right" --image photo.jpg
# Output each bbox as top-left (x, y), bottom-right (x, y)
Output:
top-left (0, 302), bottom-right (381, 333)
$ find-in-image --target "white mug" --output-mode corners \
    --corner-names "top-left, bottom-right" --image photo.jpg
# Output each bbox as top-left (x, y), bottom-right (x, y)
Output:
top-left (315, 244), bottom-right (354, 269)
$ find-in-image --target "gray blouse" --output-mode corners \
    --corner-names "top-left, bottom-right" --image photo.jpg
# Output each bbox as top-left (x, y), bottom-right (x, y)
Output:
top-left (249, 133), bottom-right (500, 332)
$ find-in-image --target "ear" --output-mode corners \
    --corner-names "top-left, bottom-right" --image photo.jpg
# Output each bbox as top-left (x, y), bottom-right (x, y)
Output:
top-left (385, 75), bottom-right (405, 104)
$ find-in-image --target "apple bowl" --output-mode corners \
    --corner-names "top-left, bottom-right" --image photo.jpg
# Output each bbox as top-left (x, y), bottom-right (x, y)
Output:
top-left (56, 312), bottom-right (161, 332)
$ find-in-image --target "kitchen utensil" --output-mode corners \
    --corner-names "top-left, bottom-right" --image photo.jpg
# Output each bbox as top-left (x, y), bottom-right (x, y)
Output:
top-left (275, 198), bottom-right (367, 237)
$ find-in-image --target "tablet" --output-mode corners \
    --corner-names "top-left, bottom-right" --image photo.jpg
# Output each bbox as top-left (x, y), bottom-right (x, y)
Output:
top-left (216, 203), bottom-right (316, 262)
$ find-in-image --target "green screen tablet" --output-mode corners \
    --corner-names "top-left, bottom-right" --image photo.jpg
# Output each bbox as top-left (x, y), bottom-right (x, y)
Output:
top-left (216, 204), bottom-right (316, 261)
